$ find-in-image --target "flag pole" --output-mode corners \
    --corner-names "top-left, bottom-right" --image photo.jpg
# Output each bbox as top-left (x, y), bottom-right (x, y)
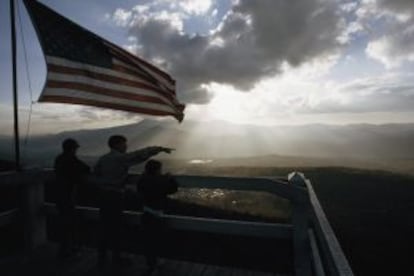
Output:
top-left (10, 0), bottom-right (21, 171)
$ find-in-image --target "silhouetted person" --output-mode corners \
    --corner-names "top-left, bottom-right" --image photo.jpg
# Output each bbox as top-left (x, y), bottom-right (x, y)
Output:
top-left (137, 159), bottom-right (178, 271)
top-left (54, 138), bottom-right (90, 259)
top-left (94, 135), bottom-right (173, 266)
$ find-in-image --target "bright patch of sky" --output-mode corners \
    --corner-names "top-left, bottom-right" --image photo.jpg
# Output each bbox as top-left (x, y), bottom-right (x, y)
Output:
top-left (1, 0), bottom-right (414, 135)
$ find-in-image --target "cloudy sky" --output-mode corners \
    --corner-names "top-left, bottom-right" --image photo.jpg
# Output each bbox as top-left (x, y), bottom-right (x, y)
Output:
top-left (1, 0), bottom-right (414, 135)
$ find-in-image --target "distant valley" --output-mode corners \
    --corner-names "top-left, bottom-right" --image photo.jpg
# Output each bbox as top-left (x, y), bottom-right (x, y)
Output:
top-left (1, 120), bottom-right (413, 175)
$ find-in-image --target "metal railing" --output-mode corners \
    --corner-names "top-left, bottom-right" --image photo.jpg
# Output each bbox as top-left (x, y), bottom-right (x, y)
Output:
top-left (0, 169), bottom-right (353, 276)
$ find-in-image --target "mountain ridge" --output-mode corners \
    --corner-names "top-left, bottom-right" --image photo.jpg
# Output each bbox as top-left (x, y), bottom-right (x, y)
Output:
top-left (0, 120), bottom-right (413, 171)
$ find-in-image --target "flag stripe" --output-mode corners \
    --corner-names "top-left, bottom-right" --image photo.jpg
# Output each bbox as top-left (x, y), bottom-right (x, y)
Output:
top-left (110, 53), bottom-right (175, 93)
top-left (111, 63), bottom-right (162, 88)
top-left (47, 72), bottom-right (175, 107)
top-left (41, 88), bottom-right (175, 113)
top-left (46, 80), bottom-right (168, 105)
top-left (111, 62), bottom-right (174, 95)
top-left (46, 56), bottom-right (171, 96)
top-left (47, 62), bottom-right (176, 102)
top-left (40, 95), bottom-right (178, 117)
top-left (45, 57), bottom-right (184, 114)
top-left (112, 59), bottom-right (175, 92)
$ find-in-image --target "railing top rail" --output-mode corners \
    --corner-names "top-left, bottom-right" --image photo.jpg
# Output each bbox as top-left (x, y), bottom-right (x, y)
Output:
top-left (2, 170), bottom-right (302, 200)
top-left (305, 179), bottom-right (354, 276)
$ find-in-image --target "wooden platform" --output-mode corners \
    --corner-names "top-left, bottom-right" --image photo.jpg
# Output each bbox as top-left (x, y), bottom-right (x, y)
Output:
top-left (0, 243), bottom-right (291, 276)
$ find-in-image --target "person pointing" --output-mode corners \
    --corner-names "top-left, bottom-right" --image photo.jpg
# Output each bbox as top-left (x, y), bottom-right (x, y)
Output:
top-left (94, 135), bottom-right (173, 266)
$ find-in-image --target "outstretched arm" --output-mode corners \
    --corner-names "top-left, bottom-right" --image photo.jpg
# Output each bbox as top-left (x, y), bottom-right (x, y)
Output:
top-left (126, 146), bottom-right (174, 165)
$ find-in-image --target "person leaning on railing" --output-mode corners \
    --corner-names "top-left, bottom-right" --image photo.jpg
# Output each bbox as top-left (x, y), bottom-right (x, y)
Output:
top-left (137, 159), bottom-right (178, 272)
top-left (93, 134), bottom-right (173, 266)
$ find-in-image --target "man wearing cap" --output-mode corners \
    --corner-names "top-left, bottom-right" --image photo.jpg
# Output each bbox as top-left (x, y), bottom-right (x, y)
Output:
top-left (54, 138), bottom-right (90, 259)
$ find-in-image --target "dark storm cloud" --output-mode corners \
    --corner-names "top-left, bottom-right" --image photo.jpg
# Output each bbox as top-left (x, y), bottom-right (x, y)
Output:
top-left (125, 0), bottom-right (345, 104)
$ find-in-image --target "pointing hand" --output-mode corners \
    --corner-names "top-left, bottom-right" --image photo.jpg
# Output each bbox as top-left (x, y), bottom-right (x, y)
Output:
top-left (162, 147), bottom-right (175, 154)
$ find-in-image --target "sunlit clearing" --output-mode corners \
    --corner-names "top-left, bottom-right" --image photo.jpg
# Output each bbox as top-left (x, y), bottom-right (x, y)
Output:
top-left (203, 84), bottom-right (254, 123)
top-left (189, 159), bottom-right (213, 164)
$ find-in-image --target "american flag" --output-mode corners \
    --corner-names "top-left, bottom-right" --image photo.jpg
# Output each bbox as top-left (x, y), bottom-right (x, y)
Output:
top-left (23, 0), bottom-right (185, 122)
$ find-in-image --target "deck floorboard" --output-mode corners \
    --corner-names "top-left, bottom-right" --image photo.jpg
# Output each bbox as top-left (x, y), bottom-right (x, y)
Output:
top-left (0, 243), bottom-right (292, 276)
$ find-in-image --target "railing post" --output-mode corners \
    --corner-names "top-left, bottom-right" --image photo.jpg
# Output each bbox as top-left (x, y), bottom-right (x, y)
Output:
top-left (20, 171), bottom-right (47, 253)
top-left (289, 172), bottom-right (311, 276)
